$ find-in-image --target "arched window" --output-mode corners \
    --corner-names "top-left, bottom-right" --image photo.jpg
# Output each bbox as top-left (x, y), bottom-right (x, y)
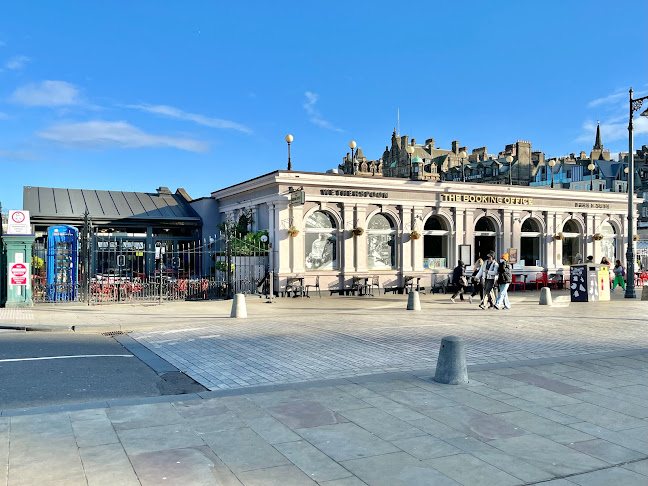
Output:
top-left (305, 211), bottom-right (337, 271)
top-left (475, 217), bottom-right (497, 260)
top-left (599, 221), bottom-right (616, 262)
top-left (521, 218), bottom-right (542, 266)
top-left (367, 214), bottom-right (396, 270)
top-left (423, 216), bottom-right (449, 269)
top-left (562, 220), bottom-right (582, 265)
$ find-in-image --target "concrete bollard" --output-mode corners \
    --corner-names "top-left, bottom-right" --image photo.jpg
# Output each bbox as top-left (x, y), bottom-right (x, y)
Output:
top-left (434, 336), bottom-right (468, 385)
top-left (230, 293), bottom-right (247, 318)
top-left (407, 291), bottom-right (421, 311)
top-left (539, 287), bottom-right (552, 306)
top-left (642, 286), bottom-right (648, 301)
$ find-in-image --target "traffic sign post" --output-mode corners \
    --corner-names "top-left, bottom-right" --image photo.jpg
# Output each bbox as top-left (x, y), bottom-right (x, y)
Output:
top-left (1, 234), bottom-right (36, 307)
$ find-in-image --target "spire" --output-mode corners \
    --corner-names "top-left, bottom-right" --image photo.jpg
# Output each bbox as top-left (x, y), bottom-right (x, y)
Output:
top-left (593, 120), bottom-right (603, 150)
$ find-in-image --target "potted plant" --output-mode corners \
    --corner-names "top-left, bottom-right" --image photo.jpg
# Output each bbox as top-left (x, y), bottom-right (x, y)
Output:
top-left (410, 230), bottom-right (421, 240)
top-left (288, 226), bottom-right (299, 237)
top-left (554, 232), bottom-right (564, 240)
top-left (352, 227), bottom-right (364, 237)
top-left (633, 234), bottom-right (640, 242)
top-left (593, 233), bottom-right (604, 241)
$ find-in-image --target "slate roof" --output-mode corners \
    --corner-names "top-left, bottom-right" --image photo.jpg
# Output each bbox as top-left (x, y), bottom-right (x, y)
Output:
top-left (23, 186), bottom-right (201, 222)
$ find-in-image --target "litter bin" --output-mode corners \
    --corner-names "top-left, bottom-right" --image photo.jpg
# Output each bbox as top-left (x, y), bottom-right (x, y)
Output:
top-left (570, 264), bottom-right (610, 302)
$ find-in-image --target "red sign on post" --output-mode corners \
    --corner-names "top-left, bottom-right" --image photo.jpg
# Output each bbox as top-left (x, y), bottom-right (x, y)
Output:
top-left (9, 263), bottom-right (28, 285)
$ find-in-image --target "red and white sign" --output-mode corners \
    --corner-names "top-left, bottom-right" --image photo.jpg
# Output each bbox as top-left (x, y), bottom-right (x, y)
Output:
top-left (7, 210), bottom-right (31, 234)
top-left (9, 262), bottom-right (28, 285)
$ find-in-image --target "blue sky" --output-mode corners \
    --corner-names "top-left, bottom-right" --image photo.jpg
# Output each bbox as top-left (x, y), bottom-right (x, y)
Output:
top-left (1, 1), bottom-right (647, 211)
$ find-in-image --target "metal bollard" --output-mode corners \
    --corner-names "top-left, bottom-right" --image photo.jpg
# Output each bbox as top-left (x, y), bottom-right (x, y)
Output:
top-left (539, 287), bottom-right (552, 306)
top-left (407, 291), bottom-right (421, 311)
top-left (230, 293), bottom-right (248, 318)
top-left (434, 336), bottom-right (468, 385)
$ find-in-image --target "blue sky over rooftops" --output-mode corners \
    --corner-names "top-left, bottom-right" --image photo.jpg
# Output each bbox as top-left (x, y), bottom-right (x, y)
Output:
top-left (0, 0), bottom-right (646, 210)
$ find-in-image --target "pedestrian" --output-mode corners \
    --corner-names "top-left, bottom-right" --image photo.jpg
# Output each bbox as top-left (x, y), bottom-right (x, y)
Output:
top-left (495, 253), bottom-right (512, 309)
top-left (469, 258), bottom-right (484, 304)
top-left (450, 260), bottom-right (467, 302)
top-left (600, 256), bottom-right (610, 266)
top-left (586, 255), bottom-right (594, 263)
top-left (611, 260), bottom-right (626, 292)
top-left (479, 252), bottom-right (499, 309)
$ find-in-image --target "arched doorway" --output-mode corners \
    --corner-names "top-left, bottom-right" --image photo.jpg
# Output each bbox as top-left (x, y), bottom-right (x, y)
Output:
top-left (475, 217), bottom-right (497, 261)
top-left (562, 220), bottom-right (582, 265)
top-left (423, 215), bottom-right (449, 269)
top-left (304, 211), bottom-right (338, 270)
top-left (367, 213), bottom-right (396, 270)
top-left (599, 221), bottom-right (616, 262)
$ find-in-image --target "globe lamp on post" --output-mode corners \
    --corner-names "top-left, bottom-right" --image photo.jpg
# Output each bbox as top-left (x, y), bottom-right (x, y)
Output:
top-left (349, 140), bottom-right (357, 174)
top-left (505, 155), bottom-right (513, 185)
top-left (549, 159), bottom-right (556, 188)
top-left (406, 145), bottom-right (414, 179)
top-left (285, 134), bottom-right (294, 171)
top-left (588, 163), bottom-right (595, 191)
top-left (459, 151), bottom-right (467, 182)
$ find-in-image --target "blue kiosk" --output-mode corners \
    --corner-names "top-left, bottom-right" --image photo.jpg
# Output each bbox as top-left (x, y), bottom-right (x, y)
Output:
top-left (46, 225), bottom-right (79, 301)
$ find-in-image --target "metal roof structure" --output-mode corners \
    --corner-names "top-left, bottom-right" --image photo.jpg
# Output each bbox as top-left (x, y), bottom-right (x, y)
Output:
top-left (23, 186), bottom-right (201, 223)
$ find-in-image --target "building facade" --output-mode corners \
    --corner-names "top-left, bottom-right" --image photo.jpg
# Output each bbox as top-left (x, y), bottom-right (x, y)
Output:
top-left (204, 171), bottom-right (633, 293)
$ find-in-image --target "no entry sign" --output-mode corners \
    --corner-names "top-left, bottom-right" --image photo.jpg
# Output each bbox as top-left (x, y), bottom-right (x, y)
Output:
top-left (9, 262), bottom-right (28, 285)
top-left (7, 210), bottom-right (31, 234)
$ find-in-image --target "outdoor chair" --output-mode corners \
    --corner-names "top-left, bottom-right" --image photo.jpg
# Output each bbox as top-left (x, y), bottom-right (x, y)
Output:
top-left (528, 272), bottom-right (546, 290)
top-left (431, 275), bottom-right (450, 294)
top-left (403, 276), bottom-right (414, 293)
top-left (305, 276), bottom-right (321, 298)
top-left (511, 274), bottom-right (526, 292)
top-left (363, 276), bottom-right (380, 297)
top-left (283, 277), bottom-right (304, 298)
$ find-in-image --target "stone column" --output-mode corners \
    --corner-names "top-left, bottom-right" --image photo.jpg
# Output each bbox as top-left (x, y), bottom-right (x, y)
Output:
top-left (342, 203), bottom-right (355, 274)
top-left (412, 206), bottom-right (424, 272)
top-left (544, 211), bottom-right (555, 270)
top-left (274, 201), bottom-right (291, 275)
top-left (463, 209), bottom-right (474, 263)
top-left (291, 204), bottom-right (305, 273)
top-left (510, 210), bottom-right (521, 262)
top-left (592, 213), bottom-right (602, 262)
top-left (401, 206), bottom-right (413, 272)
top-left (585, 212), bottom-right (594, 260)
top-left (356, 204), bottom-right (368, 273)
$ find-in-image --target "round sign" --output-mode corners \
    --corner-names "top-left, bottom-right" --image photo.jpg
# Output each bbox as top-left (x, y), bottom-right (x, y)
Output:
top-left (11, 212), bottom-right (25, 223)
top-left (11, 263), bottom-right (27, 277)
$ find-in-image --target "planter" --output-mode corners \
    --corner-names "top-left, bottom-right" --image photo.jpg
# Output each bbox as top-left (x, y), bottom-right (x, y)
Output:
top-left (410, 231), bottom-right (421, 240)
top-left (288, 226), bottom-right (299, 237)
top-left (633, 235), bottom-right (640, 242)
top-left (554, 233), bottom-right (564, 241)
top-left (593, 233), bottom-right (604, 241)
top-left (352, 227), bottom-right (364, 237)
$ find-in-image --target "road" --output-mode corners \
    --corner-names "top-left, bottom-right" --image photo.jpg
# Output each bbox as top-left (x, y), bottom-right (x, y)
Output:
top-left (0, 330), bottom-right (205, 410)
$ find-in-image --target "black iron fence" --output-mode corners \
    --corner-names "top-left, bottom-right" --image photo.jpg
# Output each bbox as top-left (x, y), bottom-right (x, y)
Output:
top-left (31, 229), bottom-right (269, 304)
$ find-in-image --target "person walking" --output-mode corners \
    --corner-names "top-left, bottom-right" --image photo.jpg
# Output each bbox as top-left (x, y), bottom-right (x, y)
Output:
top-left (495, 253), bottom-right (512, 310)
top-left (469, 258), bottom-right (484, 304)
top-left (479, 252), bottom-right (499, 309)
top-left (450, 260), bottom-right (467, 302)
top-left (600, 256), bottom-right (610, 266)
top-left (611, 260), bottom-right (626, 292)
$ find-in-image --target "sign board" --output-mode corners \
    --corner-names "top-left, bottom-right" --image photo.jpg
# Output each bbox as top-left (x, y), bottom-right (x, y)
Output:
top-left (9, 262), bottom-right (28, 286)
top-left (7, 210), bottom-right (31, 234)
top-left (508, 248), bottom-right (518, 264)
top-left (290, 190), bottom-right (305, 206)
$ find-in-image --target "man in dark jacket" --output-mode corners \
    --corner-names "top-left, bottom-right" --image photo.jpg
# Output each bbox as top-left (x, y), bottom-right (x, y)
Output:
top-left (450, 260), bottom-right (466, 302)
top-left (494, 253), bottom-right (512, 309)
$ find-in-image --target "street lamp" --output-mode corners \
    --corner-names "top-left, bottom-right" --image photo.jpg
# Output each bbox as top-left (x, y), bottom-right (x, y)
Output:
top-left (505, 155), bottom-right (513, 185)
top-left (588, 163), bottom-right (595, 191)
top-left (285, 134), bottom-right (293, 171)
top-left (549, 159), bottom-right (556, 188)
top-left (459, 151), bottom-right (467, 182)
top-left (624, 167), bottom-right (629, 192)
top-left (349, 141), bottom-right (357, 174)
top-left (625, 87), bottom-right (648, 298)
top-left (406, 145), bottom-right (414, 179)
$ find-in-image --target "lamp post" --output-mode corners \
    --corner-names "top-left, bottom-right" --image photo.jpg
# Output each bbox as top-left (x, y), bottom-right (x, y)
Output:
top-left (459, 151), bottom-right (467, 182)
top-left (285, 134), bottom-right (293, 171)
top-left (549, 159), bottom-right (556, 188)
top-left (505, 155), bottom-right (513, 185)
top-left (588, 163), bottom-right (595, 191)
top-left (624, 167), bottom-right (629, 192)
top-left (406, 145), bottom-right (414, 179)
top-left (349, 140), bottom-right (357, 174)
top-left (626, 88), bottom-right (648, 298)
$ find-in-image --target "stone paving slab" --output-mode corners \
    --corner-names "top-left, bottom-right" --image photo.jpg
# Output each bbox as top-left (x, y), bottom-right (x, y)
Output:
top-left (1, 354), bottom-right (647, 485)
top-left (127, 293), bottom-right (648, 391)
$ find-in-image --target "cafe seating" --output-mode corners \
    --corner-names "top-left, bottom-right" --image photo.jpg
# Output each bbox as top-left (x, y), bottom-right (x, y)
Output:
top-left (283, 277), bottom-right (304, 297)
top-left (363, 276), bottom-right (380, 296)
top-left (431, 275), bottom-right (450, 294)
top-left (510, 274), bottom-right (526, 292)
top-left (305, 276), bottom-right (321, 298)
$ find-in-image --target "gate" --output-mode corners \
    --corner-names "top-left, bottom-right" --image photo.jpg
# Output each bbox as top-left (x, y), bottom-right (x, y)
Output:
top-left (31, 223), bottom-right (269, 304)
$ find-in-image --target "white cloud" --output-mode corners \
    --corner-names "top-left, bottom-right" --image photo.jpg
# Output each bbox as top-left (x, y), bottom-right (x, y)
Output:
top-left (126, 103), bottom-right (252, 134)
top-left (10, 80), bottom-right (80, 107)
top-left (587, 91), bottom-right (626, 108)
top-left (575, 118), bottom-right (648, 145)
top-left (37, 120), bottom-right (209, 153)
top-left (303, 91), bottom-right (343, 132)
top-left (5, 55), bottom-right (30, 70)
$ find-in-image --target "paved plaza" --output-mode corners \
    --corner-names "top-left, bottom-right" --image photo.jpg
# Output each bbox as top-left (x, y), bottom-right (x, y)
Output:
top-left (1, 353), bottom-right (647, 485)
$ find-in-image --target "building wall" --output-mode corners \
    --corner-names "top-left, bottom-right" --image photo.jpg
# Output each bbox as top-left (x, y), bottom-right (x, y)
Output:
top-left (211, 171), bottom-right (632, 294)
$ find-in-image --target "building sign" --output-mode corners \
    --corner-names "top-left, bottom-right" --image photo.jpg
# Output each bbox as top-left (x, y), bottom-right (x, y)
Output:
top-left (9, 262), bottom-right (28, 286)
top-left (290, 190), bottom-right (305, 206)
top-left (320, 189), bottom-right (389, 198)
top-left (7, 210), bottom-right (31, 234)
top-left (574, 202), bottom-right (610, 209)
top-left (441, 194), bottom-right (533, 205)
